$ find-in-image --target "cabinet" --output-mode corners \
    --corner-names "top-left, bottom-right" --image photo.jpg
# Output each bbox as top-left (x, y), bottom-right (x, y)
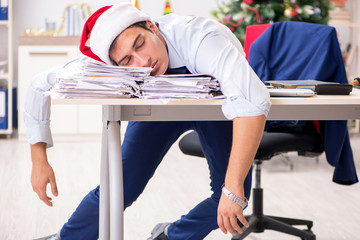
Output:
top-left (329, 0), bottom-right (360, 132)
top-left (0, 0), bottom-right (13, 135)
top-left (18, 36), bottom-right (102, 140)
top-left (329, 0), bottom-right (360, 81)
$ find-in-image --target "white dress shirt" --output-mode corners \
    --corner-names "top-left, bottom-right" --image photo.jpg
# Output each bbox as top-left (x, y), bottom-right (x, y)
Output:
top-left (24, 14), bottom-right (271, 148)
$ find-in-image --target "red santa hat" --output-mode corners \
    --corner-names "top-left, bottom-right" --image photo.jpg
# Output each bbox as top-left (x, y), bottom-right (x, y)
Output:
top-left (79, 2), bottom-right (151, 64)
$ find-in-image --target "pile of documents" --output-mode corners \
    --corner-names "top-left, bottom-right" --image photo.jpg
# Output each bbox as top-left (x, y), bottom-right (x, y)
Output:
top-left (140, 74), bottom-right (222, 99)
top-left (54, 58), bottom-right (152, 98)
top-left (54, 58), bottom-right (223, 99)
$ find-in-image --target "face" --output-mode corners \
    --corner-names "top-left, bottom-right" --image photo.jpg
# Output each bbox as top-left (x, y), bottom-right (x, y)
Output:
top-left (109, 21), bottom-right (169, 76)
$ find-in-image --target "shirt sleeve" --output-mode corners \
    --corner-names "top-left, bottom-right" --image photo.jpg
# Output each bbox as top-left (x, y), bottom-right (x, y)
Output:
top-left (23, 65), bottom-right (63, 148)
top-left (194, 32), bottom-right (271, 120)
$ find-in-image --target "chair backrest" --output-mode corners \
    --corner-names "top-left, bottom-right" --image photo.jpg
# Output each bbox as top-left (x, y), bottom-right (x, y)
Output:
top-left (243, 24), bottom-right (271, 61)
top-left (247, 22), bottom-right (358, 186)
top-left (244, 23), bottom-right (322, 133)
top-left (248, 21), bottom-right (347, 84)
top-left (248, 22), bottom-right (348, 135)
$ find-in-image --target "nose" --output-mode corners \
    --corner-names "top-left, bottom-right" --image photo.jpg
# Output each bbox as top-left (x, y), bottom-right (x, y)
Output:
top-left (134, 53), bottom-right (151, 67)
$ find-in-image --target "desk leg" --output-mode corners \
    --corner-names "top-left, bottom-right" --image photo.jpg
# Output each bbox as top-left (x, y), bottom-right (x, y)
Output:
top-left (99, 122), bottom-right (110, 240)
top-left (100, 105), bottom-right (123, 240)
top-left (107, 120), bottom-right (124, 240)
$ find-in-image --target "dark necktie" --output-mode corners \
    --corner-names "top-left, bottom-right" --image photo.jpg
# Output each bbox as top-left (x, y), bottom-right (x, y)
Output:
top-left (164, 66), bottom-right (191, 75)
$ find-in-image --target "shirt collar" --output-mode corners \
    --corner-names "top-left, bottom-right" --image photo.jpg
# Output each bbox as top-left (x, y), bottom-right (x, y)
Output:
top-left (159, 29), bottom-right (185, 69)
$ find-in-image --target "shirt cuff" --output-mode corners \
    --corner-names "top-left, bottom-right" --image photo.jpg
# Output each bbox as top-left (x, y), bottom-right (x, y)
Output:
top-left (222, 96), bottom-right (271, 120)
top-left (24, 111), bottom-right (53, 148)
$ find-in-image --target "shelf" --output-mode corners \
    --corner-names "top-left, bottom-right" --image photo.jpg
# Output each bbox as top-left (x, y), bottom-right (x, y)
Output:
top-left (0, 129), bottom-right (12, 135)
top-left (18, 36), bottom-right (80, 46)
top-left (0, 0), bottom-right (13, 136)
top-left (328, 19), bottom-right (359, 28)
top-left (0, 20), bottom-right (9, 26)
top-left (0, 73), bottom-right (9, 81)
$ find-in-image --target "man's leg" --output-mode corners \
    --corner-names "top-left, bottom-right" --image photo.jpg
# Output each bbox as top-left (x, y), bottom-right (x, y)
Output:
top-left (59, 121), bottom-right (188, 240)
top-left (167, 121), bottom-right (252, 240)
top-left (60, 186), bottom-right (100, 240)
top-left (121, 121), bottom-right (189, 207)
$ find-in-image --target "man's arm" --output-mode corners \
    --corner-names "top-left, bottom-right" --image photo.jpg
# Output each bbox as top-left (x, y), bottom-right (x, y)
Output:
top-left (30, 142), bottom-right (58, 207)
top-left (24, 66), bottom-right (63, 206)
top-left (190, 19), bottom-right (270, 236)
top-left (217, 115), bottom-right (266, 236)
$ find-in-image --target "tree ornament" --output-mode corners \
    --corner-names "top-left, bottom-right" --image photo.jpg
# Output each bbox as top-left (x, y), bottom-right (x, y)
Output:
top-left (243, 0), bottom-right (253, 4)
top-left (164, 0), bottom-right (173, 15)
top-left (291, 5), bottom-right (300, 17)
top-left (284, 2), bottom-right (293, 17)
top-left (314, 7), bottom-right (321, 15)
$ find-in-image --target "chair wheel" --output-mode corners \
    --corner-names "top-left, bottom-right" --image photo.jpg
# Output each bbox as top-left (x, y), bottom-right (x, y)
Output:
top-left (301, 229), bottom-right (316, 240)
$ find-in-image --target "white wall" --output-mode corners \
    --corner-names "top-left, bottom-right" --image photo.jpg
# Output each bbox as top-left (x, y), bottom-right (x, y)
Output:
top-left (10, 0), bottom-right (218, 85)
top-left (9, 0), bottom-right (359, 83)
top-left (13, 0), bottom-right (218, 34)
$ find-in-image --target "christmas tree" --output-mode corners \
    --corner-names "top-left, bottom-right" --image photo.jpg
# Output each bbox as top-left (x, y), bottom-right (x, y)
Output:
top-left (212, 0), bottom-right (333, 44)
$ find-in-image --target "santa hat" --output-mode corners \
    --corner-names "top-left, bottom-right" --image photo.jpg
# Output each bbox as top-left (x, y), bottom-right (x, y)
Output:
top-left (80, 2), bottom-right (151, 64)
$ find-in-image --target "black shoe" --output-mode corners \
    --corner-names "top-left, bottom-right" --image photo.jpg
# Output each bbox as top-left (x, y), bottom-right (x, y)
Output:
top-left (147, 222), bottom-right (170, 240)
top-left (33, 233), bottom-right (60, 240)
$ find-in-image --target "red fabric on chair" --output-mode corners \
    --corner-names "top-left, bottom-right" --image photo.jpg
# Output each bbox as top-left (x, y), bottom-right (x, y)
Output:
top-left (244, 24), bottom-right (271, 61)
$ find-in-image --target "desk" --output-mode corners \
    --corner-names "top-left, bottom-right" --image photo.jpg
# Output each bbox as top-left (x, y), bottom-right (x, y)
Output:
top-left (52, 88), bottom-right (360, 240)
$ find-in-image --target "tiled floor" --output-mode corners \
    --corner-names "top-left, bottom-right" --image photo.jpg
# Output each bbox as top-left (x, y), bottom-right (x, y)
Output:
top-left (1, 131), bottom-right (359, 240)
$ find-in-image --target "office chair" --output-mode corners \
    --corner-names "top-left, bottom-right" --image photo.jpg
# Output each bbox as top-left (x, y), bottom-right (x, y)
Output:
top-left (178, 21), bottom-right (356, 239)
top-left (179, 128), bottom-right (322, 240)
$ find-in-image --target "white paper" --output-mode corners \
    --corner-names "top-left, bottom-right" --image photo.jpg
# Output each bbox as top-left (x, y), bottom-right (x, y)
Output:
top-left (0, 91), bottom-right (5, 117)
top-left (54, 58), bottom-right (223, 100)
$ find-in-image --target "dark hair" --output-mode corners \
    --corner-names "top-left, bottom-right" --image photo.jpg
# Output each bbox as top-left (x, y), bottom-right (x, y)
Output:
top-left (109, 21), bottom-right (153, 65)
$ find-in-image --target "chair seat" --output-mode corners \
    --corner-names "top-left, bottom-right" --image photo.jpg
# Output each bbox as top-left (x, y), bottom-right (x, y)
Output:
top-left (256, 131), bottom-right (323, 160)
top-left (178, 131), bottom-right (205, 158)
top-left (178, 131), bottom-right (323, 161)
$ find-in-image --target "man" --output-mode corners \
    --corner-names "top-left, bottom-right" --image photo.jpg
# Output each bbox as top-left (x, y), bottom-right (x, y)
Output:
top-left (29, 3), bottom-right (270, 240)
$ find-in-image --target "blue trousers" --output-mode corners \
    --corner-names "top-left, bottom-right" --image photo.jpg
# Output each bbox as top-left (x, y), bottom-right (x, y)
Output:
top-left (60, 121), bottom-right (252, 240)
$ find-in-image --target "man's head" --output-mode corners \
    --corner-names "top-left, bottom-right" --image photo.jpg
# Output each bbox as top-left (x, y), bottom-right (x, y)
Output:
top-left (80, 2), bottom-right (169, 75)
top-left (109, 20), bottom-right (169, 76)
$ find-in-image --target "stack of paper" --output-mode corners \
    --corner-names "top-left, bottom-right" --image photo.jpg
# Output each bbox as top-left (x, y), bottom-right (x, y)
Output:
top-left (53, 58), bottom-right (223, 99)
top-left (54, 58), bottom-right (152, 98)
top-left (140, 74), bottom-right (223, 99)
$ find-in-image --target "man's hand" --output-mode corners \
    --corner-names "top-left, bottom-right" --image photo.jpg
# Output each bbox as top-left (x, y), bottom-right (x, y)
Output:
top-left (218, 115), bottom-right (266, 236)
top-left (217, 189), bottom-right (248, 236)
top-left (30, 142), bottom-right (58, 207)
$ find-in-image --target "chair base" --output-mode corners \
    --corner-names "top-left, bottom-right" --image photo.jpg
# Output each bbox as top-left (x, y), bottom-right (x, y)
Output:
top-left (232, 188), bottom-right (316, 240)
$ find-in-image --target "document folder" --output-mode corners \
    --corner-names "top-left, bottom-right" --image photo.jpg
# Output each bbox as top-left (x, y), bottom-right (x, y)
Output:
top-left (266, 80), bottom-right (353, 95)
top-left (0, 0), bottom-right (8, 20)
top-left (265, 80), bottom-right (338, 89)
top-left (268, 88), bottom-right (315, 97)
top-left (0, 89), bottom-right (7, 129)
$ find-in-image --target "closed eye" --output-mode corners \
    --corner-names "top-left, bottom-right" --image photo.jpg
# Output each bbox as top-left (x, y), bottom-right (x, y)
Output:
top-left (136, 39), bottom-right (145, 49)
top-left (117, 34), bottom-right (144, 66)
top-left (123, 56), bottom-right (132, 66)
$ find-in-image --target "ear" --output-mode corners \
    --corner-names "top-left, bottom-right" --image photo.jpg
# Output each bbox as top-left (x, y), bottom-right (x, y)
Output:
top-left (146, 20), bottom-right (159, 34)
